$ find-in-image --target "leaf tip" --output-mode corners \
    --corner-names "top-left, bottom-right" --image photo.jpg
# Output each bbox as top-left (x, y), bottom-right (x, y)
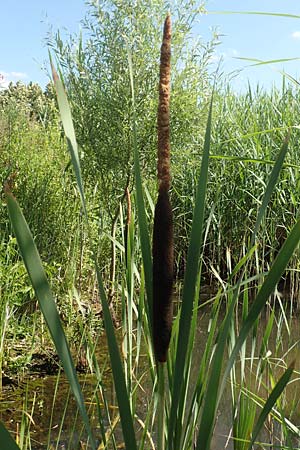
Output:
top-left (285, 129), bottom-right (291, 144)
top-left (3, 173), bottom-right (17, 199)
top-left (289, 360), bottom-right (296, 370)
top-left (51, 62), bottom-right (59, 83)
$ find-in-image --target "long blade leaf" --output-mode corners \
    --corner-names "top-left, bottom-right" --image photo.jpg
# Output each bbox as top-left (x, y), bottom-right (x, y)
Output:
top-left (209, 11), bottom-right (300, 19)
top-left (196, 217), bottom-right (300, 450)
top-left (128, 49), bottom-right (153, 329)
top-left (50, 56), bottom-right (87, 216)
top-left (247, 364), bottom-right (294, 449)
top-left (196, 135), bottom-right (291, 450)
top-left (168, 93), bottom-right (214, 449)
top-left (223, 218), bottom-right (300, 392)
top-left (236, 56), bottom-right (300, 67)
top-left (5, 191), bottom-right (96, 450)
top-left (51, 60), bottom-right (138, 450)
top-left (0, 422), bottom-right (21, 450)
top-left (251, 133), bottom-right (289, 243)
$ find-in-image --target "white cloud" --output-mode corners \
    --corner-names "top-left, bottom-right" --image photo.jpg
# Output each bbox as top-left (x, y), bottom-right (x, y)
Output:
top-left (10, 71), bottom-right (28, 79)
top-left (291, 31), bottom-right (300, 39)
top-left (0, 70), bottom-right (29, 89)
top-left (0, 73), bottom-right (9, 89)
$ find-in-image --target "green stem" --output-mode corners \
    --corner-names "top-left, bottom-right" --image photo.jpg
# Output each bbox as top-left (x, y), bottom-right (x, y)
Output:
top-left (158, 362), bottom-right (166, 450)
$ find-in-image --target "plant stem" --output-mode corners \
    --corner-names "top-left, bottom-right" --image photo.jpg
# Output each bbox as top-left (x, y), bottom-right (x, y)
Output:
top-left (158, 362), bottom-right (166, 450)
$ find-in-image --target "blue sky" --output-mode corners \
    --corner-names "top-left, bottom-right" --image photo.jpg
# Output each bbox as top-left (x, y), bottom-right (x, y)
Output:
top-left (0, 1), bottom-right (85, 88)
top-left (1, 1), bottom-right (300, 91)
top-left (201, 0), bottom-right (300, 90)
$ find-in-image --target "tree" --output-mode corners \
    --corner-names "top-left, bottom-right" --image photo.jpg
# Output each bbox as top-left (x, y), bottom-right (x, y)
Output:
top-left (48, 0), bottom-right (218, 202)
top-left (0, 81), bottom-right (57, 126)
top-left (47, 0), bottom-right (219, 290)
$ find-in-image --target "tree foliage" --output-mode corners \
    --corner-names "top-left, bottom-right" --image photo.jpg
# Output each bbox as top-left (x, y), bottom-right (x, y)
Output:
top-left (47, 0), bottom-right (219, 218)
top-left (0, 81), bottom-right (57, 126)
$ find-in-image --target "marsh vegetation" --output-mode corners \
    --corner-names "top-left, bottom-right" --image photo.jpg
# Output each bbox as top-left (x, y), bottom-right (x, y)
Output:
top-left (1, 1), bottom-right (300, 449)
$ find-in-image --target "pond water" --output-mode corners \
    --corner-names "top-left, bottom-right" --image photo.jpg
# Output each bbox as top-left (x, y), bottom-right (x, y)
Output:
top-left (1, 306), bottom-right (300, 449)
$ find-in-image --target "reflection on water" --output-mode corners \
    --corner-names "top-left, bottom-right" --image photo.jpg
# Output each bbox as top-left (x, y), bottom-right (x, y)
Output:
top-left (1, 308), bottom-right (300, 449)
top-left (195, 308), bottom-right (300, 449)
top-left (1, 374), bottom-right (108, 449)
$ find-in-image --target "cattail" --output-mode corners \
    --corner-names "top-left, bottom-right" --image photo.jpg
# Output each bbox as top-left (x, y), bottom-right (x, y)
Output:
top-left (153, 13), bottom-right (174, 363)
top-left (157, 13), bottom-right (171, 194)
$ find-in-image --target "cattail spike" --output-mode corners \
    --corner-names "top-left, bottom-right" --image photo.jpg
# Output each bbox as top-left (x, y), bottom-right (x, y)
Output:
top-left (153, 190), bottom-right (174, 362)
top-left (153, 14), bottom-right (174, 363)
top-left (157, 13), bottom-right (171, 193)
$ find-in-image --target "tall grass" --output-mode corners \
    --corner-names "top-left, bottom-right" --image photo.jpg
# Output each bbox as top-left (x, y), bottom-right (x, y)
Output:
top-left (172, 83), bottom-right (300, 294)
top-left (3, 12), bottom-right (300, 450)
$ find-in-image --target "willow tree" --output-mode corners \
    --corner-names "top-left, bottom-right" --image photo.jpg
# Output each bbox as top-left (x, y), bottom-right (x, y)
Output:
top-left (48, 0), bottom-right (218, 290)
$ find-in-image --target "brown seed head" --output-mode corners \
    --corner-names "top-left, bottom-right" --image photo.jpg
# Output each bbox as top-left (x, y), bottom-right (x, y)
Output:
top-left (153, 14), bottom-right (174, 363)
top-left (157, 13), bottom-right (171, 194)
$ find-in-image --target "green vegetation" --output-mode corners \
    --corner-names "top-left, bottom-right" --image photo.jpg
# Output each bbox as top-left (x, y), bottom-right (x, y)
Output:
top-left (1, 2), bottom-right (300, 449)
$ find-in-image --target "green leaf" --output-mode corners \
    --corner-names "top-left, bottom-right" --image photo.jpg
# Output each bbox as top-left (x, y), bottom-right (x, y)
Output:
top-left (247, 364), bottom-right (294, 450)
top-left (168, 92), bottom-right (214, 449)
top-left (251, 133), bottom-right (289, 243)
top-left (196, 134), bottom-right (291, 450)
top-left (50, 58), bottom-right (87, 216)
top-left (196, 291), bottom-right (235, 450)
top-left (128, 49), bottom-right (153, 330)
top-left (51, 59), bottom-right (138, 450)
top-left (209, 10), bottom-right (300, 19)
top-left (223, 217), bottom-right (300, 397)
top-left (207, 154), bottom-right (299, 170)
top-left (259, 309), bottom-right (275, 358)
top-left (236, 56), bottom-right (300, 67)
top-left (5, 192), bottom-right (96, 450)
top-left (199, 213), bottom-right (300, 450)
top-left (0, 422), bottom-right (21, 450)
top-left (195, 217), bottom-right (300, 450)
top-left (94, 266), bottom-right (138, 450)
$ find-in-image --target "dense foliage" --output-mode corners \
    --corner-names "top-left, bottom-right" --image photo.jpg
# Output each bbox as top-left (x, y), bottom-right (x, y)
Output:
top-left (0, 80), bottom-right (57, 125)
top-left (47, 0), bottom-right (218, 218)
top-left (2, 3), bottom-right (300, 449)
top-left (45, 1), bottom-right (300, 285)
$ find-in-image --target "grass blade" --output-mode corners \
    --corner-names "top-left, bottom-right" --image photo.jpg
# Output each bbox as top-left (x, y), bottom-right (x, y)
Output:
top-left (251, 133), bottom-right (289, 243)
top-left (0, 422), bottom-right (21, 450)
top-left (195, 214), bottom-right (300, 450)
top-left (247, 364), bottom-right (294, 450)
top-left (196, 294), bottom-right (234, 450)
top-left (5, 191), bottom-right (96, 449)
top-left (95, 266), bottom-right (138, 450)
top-left (209, 11), bottom-right (300, 19)
top-left (196, 134), bottom-right (291, 449)
top-left (168, 92), bottom-right (214, 449)
top-left (197, 215), bottom-right (300, 449)
top-left (50, 56), bottom-right (87, 216)
top-left (128, 49), bottom-right (153, 329)
top-left (236, 57), bottom-right (300, 66)
top-left (223, 218), bottom-right (300, 390)
top-left (51, 60), bottom-right (138, 450)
